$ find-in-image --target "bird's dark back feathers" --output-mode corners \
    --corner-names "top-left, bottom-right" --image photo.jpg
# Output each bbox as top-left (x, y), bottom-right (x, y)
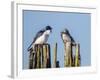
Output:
top-left (27, 29), bottom-right (45, 51)
top-left (67, 31), bottom-right (75, 42)
top-left (33, 30), bottom-right (45, 43)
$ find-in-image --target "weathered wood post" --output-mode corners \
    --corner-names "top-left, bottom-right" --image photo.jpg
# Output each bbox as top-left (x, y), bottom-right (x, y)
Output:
top-left (69, 42), bottom-right (73, 67)
top-left (40, 45), bottom-right (43, 68)
top-left (71, 43), bottom-right (76, 67)
top-left (64, 43), bottom-right (68, 67)
top-left (64, 41), bottom-right (81, 67)
top-left (29, 48), bottom-right (34, 69)
top-left (53, 43), bottom-right (57, 68)
top-left (64, 42), bottom-right (72, 67)
top-left (46, 44), bottom-right (51, 68)
top-left (29, 44), bottom-right (51, 69)
top-left (43, 45), bottom-right (47, 68)
top-left (75, 43), bottom-right (81, 67)
top-left (42, 44), bottom-right (51, 68)
top-left (36, 45), bottom-right (42, 68)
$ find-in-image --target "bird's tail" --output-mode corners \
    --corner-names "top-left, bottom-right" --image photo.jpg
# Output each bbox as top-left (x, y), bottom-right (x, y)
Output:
top-left (29, 44), bottom-right (36, 68)
top-left (27, 41), bottom-right (34, 51)
top-left (28, 44), bottom-right (36, 54)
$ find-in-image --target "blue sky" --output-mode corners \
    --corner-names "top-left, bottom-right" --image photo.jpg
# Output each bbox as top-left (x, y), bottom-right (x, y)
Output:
top-left (23, 10), bottom-right (91, 69)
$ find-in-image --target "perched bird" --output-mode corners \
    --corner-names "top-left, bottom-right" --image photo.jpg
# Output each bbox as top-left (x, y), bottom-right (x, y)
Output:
top-left (61, 28), bottom-right (75, 43)
top-left (27, 26), bottom-right (52, 51)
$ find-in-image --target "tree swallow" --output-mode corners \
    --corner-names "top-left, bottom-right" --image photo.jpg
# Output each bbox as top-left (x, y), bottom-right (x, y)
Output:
top-left (61, 28), bottom-right (75, 43)
top-left (27, 26), bottom-right (52, 51)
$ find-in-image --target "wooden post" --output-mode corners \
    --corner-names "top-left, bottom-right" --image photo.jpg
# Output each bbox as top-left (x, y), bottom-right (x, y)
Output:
top-left (29, 49), bottom-right (34, 69)
top-left (34, 45), bottom-right (38, 68)
top-left (64, 42), bottom-right (72, 67)
top-left (69, 43), bottom-right (72, 67)
top-left (43, 45), bottom-right (47, 68)
top-left (29, 48), bottom-right (37, 69)
top-left (46, 44), bottom-right (51, 68)
top-left (53, 43), bottom-right (57, 68)
top-left (36, 45), bottom-right (39, 68)
top-left (64, 43), bottom-right (68, 67)
top-left (38, 45), bottom-right (41, 68)
top-left (29, 44), bottom-right (51, 69)
top-left (75, 43), bottom-right (81, 67)
top-left (71, 43), bottom-right (76, 67)
top-left (40, 45), bottom-right (43, 68)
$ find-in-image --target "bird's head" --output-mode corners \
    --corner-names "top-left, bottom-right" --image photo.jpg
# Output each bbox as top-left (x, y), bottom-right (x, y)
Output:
top-left (45, 26), bottom-right (52, 32)
top-left (61, 28), bottom-right (69, 34)
top-left (44, 26), bottom-right (52, 35)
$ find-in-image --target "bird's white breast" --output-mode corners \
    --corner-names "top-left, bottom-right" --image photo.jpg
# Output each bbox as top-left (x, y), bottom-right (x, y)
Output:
top-left (34, 35), bottom-right (46, 44)
top-left (34, 30), bottom-right (50, 44)
top-left (44, 30), bottom-right (51, 35)
top-left (62, 34), bottom-right (71, 42)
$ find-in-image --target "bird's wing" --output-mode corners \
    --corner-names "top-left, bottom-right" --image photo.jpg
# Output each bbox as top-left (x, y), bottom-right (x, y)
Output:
top-left (61, 32), bottom-right (65, 43)
top-left (70, 35), bottom-right (75, 42)
top-left (61, 33), bottom-right (63, 39)
top-left (67, 31), bottom-right (75, 42)
top-left (33, 30), bottom-right (45, 43)
top-left (27, 30), bottom-right (45, 51)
